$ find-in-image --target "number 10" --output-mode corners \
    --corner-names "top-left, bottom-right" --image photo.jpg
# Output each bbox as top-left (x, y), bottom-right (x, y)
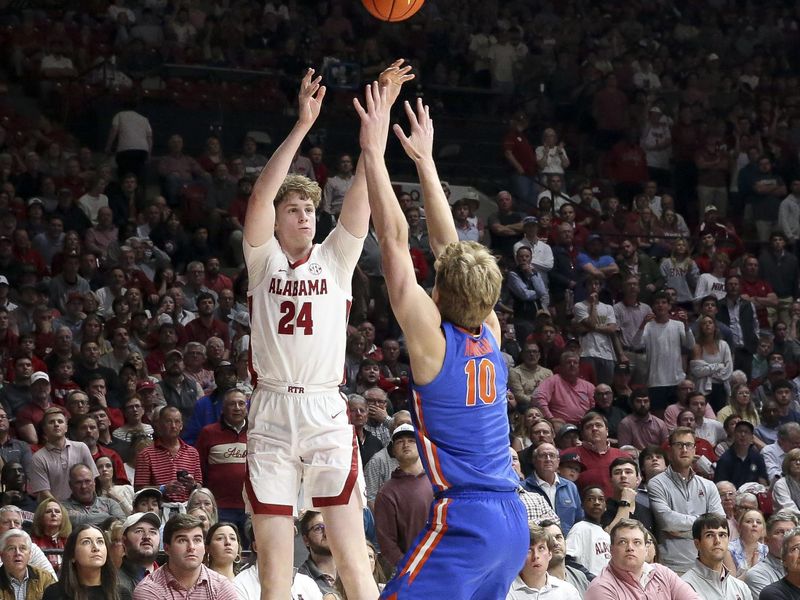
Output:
top-left (464, 358), bottom-right (497, 406)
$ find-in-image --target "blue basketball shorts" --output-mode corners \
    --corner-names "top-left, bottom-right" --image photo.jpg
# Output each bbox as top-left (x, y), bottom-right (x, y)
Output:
top-left (380, 490), bottom-right (528, 599)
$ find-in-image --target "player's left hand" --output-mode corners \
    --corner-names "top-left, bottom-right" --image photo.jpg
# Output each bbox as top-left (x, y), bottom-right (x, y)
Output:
top-left (379, 59), bottom-right (414, 106)
top-left (394, 98), bottom-right (433, 163)
top-left (297, 68), bottom-right (326, 127)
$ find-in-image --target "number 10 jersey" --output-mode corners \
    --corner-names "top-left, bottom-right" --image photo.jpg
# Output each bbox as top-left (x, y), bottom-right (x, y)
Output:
top-left (244, 225), bottom-right (363, 391)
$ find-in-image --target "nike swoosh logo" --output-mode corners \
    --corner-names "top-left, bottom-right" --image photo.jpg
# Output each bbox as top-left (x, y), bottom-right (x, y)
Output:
top-left (331, 410), bottom-right (344, 419)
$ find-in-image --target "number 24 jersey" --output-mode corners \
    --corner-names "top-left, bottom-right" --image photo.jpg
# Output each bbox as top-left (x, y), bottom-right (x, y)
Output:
top-left (244, 225), bottom-right (362, 390)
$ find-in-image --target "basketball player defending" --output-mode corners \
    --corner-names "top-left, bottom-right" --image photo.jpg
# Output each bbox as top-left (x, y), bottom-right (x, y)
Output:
top-left (355, 87), bottom-right (528, 598)
top-left (243, 64), bottom-right (412, 600)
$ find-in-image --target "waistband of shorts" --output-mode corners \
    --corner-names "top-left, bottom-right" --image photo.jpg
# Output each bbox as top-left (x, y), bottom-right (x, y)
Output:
top-left (434, 487), bottom-right (519, 501)
top-left (256, 379), bottom-right (342, 395)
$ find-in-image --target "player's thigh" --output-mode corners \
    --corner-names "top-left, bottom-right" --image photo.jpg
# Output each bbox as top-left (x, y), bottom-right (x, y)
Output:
top-left (246, 391), bottom-right (303, 511)
top-left (381, 494), bottom-right (528, 598)
top-left (298, 393), bottom-right (360, 506)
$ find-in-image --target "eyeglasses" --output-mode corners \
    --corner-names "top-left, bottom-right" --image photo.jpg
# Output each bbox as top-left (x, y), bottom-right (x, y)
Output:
top-left (536, 453), bottom-right (558, 460)
top-left (671, 442), bottom-right (695, 450)
top-left (308, 524), bottom-right (325, 535)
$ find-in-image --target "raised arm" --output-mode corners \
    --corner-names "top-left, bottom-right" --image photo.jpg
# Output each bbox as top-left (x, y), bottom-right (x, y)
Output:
top-left (394, 99), bottom-right (455, 258)
top-left (244, 69), bottom-right (326, 248)
top-left (338, 60), bottom-right (413, 239)
top-left (355, 83), bottom-right (444, 381)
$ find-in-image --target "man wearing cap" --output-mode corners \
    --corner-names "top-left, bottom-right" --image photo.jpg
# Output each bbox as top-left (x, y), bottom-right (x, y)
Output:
top-left (452, 197), bottom-right (481, 243)
top-left (514, 216), bottom-right (554, 278)
top-left (185, 292), bottom-right (230, 348)
top-left (182, 360), bottom-right (237, 445)
top-left (555, 425), bottom-right (580, 453)
top-left (714, 420), bottom-right (768, 489)
top-left (132, 487), bottom-right (164, 515)
top-left (364, 411), bottom-right (411, 512)
top-left (12, 371), bottom-right (52, 444)
top-left (375, 423), bottom-right (435, 568)
top-left (196, 387), bottom-right (248, 536)
top-left (522, 442), bottom-right (582, 535)
top-left (30, 407), bottom-right (99, 501)
top-left (118, 511), bottom-right (162, 597)
top-left (158, 349), bottom-right (203, 420)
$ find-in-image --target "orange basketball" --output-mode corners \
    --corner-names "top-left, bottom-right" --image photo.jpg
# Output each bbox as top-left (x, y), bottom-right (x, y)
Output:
top-left (362, 0), bottom-right (425, 22)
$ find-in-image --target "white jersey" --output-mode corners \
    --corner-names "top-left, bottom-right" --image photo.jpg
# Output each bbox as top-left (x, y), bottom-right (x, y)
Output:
top-left (244, 224), bottom-right (363, 390)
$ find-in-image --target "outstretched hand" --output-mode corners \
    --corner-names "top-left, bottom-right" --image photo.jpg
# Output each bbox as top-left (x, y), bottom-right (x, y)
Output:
top-left (353, 81), bottom-right (391, 153)
top-left (393, 98), bottom-right (433, 163)
top-left (379, 59), bottom-right (415, 106)
top-left (298, 68), bottom-right (326, 127)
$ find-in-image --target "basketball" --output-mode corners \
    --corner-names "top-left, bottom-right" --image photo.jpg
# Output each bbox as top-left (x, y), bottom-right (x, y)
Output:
top-left (362, 0), bottom-right (425, 22)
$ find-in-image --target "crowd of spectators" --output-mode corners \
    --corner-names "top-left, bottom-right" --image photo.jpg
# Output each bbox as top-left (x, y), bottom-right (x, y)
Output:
top-left (0, 0), bottom-right (800, 599)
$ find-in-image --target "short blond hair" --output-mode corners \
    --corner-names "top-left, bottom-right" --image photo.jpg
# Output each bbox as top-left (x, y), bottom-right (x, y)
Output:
top-left (434, 242), bottom-right (502, 329)
top-left (274, 174), bottom-right (321, 209)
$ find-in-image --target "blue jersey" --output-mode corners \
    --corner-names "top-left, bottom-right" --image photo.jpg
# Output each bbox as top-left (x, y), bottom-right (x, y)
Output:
top-left (410, 321), bottom-right (518, 495)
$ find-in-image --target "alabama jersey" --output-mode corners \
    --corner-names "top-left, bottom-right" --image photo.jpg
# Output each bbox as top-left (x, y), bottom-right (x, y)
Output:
top-left (244, 224), bottom-right (362, 390)
top-left (411, 321), bottom-right (519, 493)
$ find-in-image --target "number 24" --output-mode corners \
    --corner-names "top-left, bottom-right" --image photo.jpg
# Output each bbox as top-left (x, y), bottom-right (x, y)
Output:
top-left (278, 301), bottom-right (314, 335)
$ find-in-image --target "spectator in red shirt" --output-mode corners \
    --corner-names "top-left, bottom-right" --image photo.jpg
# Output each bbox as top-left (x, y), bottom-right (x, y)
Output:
top-left (606, 128), bottom-right (648, 204)
top-left (503, 111), bottom-right (539, 210)
top-left (740, 253), bottom-right (778, 328)
top-left (309, 146), bottom-right (328, 189)
top-left (195, 387), bottom-right (247, 537)
top-left (204, 257), bottom-right (232, 295)
top-left (12, 229), bottom-right (47, 277)
top-left (134, 405), bottom-right (202, 503)
top-left (185, 292), bottom-right (230, 349)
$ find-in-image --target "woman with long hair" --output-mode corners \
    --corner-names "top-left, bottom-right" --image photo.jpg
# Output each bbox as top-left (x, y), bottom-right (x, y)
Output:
top-left (205, 522), bottom-right (241, 581)
top-left (41, 524), bottom-right (124, 600)
top-left (76, 315), bottom-right (110, 354)
top-left (102, 520), bottom-right (125, 570)
top-left (772, 448), bottom-right (800, 513)
top-left (723, 508), bottom-right (767, 577)
top-left (716, 384), bottom-right (762, 435)
top-left (659, 237), bottom-right (699, 305)
top-left (334, 541), bottom-right (387, 598)
top-left (94, 457), bottom-right (134, 515)
top-left (690, 315), bottom-right (733, 412)
top-left (31, 500), bottom-right (71, 574)
top-left (188, 507), bottom-right (212, 534)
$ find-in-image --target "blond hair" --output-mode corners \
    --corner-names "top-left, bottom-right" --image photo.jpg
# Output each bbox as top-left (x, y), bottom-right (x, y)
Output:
top-left (434, 242), bottom-right (502, 329)
top-left (274, 174), bottom-right (321, 209)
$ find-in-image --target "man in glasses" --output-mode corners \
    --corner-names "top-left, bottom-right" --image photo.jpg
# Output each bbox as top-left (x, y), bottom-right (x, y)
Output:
top-left (585, 518), bottom-right (699, 600)
top-left (647, 427), bottom-right (725, 575)
top-left (297, 510), bottom-right (336, 597)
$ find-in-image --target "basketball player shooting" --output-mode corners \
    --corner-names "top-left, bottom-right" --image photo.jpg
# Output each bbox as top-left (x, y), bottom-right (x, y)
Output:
top-left (355, 87), bottom-right (529, 598)
top-left (242, 63), bottom-right (413, 600)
